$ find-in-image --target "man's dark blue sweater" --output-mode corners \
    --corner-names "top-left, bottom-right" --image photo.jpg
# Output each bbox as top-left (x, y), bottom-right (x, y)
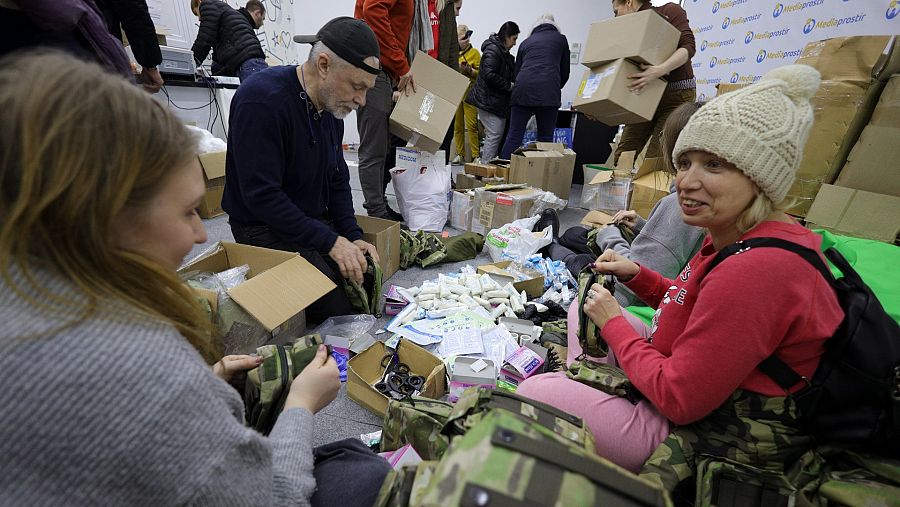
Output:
top-left (223, 65), bottom-right (362, 254)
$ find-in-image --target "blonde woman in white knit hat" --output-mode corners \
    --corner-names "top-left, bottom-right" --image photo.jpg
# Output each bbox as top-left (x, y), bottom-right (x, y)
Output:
top-left (515, 65), bottom-right (844, 492)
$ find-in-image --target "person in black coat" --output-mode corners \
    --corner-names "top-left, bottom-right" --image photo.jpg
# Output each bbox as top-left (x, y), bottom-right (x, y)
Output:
top-left (500, 14), bottom-right (570, 159)
top-left (191, 0), bottom-right (267, 81)
top-left (465, 21), bottom-right (518, 162)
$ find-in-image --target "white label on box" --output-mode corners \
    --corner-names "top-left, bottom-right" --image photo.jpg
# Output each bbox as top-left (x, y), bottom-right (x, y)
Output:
top-left (581, 66), bottom-right (617, 98)
top-left (418, 92), bottom-right (436, 122)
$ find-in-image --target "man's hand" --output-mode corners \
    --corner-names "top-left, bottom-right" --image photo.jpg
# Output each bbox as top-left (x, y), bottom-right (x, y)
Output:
top-left (285, 345), bottom-right (340, 414)
top-left (398, 69), bottom-right (416, 96)
top-left (140, 66), bottom-right (164, 93)
top-left (353, 239), bottom-right (380, 264)
top-left (627, 64), bottom-right (666, 94)
top-left (213, 354), bottom-right (263, 382)
top-left (329, 236), bottom-right (367, 284)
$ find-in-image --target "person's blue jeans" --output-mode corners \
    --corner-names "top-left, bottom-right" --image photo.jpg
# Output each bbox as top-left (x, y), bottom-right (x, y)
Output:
top-left (500, 105), bottom-right (559, 159)
top-left (237, 57), bottom-right (268, 82)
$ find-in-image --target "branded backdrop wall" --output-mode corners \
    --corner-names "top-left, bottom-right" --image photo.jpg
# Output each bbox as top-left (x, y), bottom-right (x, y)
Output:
top-left (684, 0), bottom-right (899, 101)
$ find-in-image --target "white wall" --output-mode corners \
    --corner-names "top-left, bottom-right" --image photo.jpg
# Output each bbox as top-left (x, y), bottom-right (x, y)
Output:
top-left (293, 0), bottom-right (624, 144)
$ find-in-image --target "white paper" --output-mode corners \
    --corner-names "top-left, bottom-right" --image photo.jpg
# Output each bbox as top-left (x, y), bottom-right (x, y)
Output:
top-left (481, 325), bottom-right (520, 369)
top-left (440, 328), bottom-right (484, 357)
top-left (469, 358), bottom-right (489, 373)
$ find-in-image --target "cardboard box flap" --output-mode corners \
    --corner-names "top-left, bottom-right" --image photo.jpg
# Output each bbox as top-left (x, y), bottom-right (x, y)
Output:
top-left (533, 142), bottom-right (567, 152)
top-left (797, 36), bottom-right (892, 83)
top-left (410, 50), bottom-right (470, 100)
top-left (229, 255), bottom-right (335, 331)
top-left (634, 157), bottom-right (666, 179)
top-left (198, 151), bottom-right (227, 180)
top-left (806, 184), bottom-right (900, 242)
top-left (589, 169), bottom-right (616, 185)
top-left (580, 210), bottom-right (615, 228)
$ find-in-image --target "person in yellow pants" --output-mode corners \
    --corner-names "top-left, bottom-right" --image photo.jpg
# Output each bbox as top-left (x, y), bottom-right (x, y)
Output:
top-left (453, 24), bottom-right (481, 164)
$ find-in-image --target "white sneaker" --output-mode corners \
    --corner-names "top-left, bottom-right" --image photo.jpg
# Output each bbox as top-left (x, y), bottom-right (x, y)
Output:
top-left (451, 155), bottom-right (462, 165)
top-left (472, 157), bottom-right (482, 164)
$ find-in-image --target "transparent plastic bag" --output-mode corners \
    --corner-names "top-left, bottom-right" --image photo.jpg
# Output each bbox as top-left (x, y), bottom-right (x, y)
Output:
top-left (313, 315), bottom-right (378, 354)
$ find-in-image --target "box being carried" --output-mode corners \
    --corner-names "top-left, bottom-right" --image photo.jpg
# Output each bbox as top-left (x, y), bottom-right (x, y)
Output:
top-left (574, 60), bottom-right (667, 125)
top-left (581, 9), bottom-right (680, 67)
top-left (197, 151), bottom-right (227, 219)
top-left (389, 50), bottom-right (470, 154)
top-left (179, 242), bottom-right (334, 355)
top-left (508, 142), bottom-right (577, 199)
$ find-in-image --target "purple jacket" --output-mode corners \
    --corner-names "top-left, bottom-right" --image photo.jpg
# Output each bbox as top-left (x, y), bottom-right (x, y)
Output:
top-left (510, 24), bottom-right (570, 108)
top-left (13, 0), bottom-right (132, 78)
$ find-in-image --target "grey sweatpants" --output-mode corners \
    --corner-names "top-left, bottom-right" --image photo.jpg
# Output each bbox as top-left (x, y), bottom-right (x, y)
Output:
top-left (477, 107), bottom-right (506, 162)
top-left (356, 71), bottom-right (394, 216)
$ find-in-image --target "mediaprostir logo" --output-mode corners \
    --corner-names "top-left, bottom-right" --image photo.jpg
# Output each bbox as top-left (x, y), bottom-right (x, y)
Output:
top-left (888, 0), bottom-right (899, 19)
top-left (730, 72), bottom-right (740, 83)
top-left (773, 0), bottom-right (825, 18)
top-left (700, 38), bottom-right (736, 51)
top-left (745, 28), bottom-right (791, 44)
top-left (721, 13), bottom-right (763, 30)
top-left (713, 0), bottom-right (748, 13)
top-left (756, 47), bottom-right (803, 63)
top-left (804, 13), bottom-right (867, 34)
top-left (713, 1), bottom-right (720, 13)
top-left (757, 50), bottom-right (767, 63)
top-left (693, 24), bottom-right (715, 34)
top-left (709, 55), bottom-right (746, 68)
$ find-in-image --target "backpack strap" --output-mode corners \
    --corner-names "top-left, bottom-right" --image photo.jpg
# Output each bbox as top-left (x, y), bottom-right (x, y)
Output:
top-left (709, 237), bottom-right (837, 392)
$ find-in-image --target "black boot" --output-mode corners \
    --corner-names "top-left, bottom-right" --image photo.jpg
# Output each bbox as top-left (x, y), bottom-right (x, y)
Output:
top-left (533, 208), bottom-right (560, 241)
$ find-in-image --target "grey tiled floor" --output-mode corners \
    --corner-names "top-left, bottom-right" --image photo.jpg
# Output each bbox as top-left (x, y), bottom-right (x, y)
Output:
top-left (190, 152), bottom-right (593, 445)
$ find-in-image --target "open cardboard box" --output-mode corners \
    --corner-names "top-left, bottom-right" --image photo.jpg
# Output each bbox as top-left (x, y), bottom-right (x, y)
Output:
top-left (508, 142), bottom-right (577, 199)
top-left (470, 185), bottom-right (544, 235)
top-left (179, 242), bottom-right (335, 354)
top-left (389, 51), bottom-right (470, 154)
top-left (583, 151), bottom-right (636, 212)
top-left (580, 209), bottom-right (616, 228)
top-left (356, 215), bottom-right (402, 279)
top-left (477, 261), bottom-right (545, 298)
top-left (630, 157), bottom-right (672, 218)
top-left (347, 339), bottom-right (447, 417)
top-left (805, 184), bottom-right (900, 243)
top-left (197, 151), bottom-right (227, 219)
top-left (581, 9), bottom-right (680, 67)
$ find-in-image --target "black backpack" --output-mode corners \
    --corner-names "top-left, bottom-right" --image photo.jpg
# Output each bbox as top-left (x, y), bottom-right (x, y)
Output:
top-left (710, 237), bottom-right (900, 456)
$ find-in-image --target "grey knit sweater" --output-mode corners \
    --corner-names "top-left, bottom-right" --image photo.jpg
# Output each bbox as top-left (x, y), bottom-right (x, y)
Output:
top-left (0, 266), bottom-right (316, 506)
top-left (594, 193), bottom-right (706, 307)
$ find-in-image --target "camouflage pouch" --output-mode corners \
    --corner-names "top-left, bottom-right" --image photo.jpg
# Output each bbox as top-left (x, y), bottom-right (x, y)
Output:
top-left (695, 455), bottom-right (807, 507)
top-left (566, 357), bottom-right (644, 404)
top-left (343, 254), bottom-right (383, 316)
top-left (576, 267), bottom-right (616, 358)
top-left (445, 387), bottom-right (595, 452)
top-left (399, 229), bottom-right (423, 269)
top-left (414, 410), bottom-right (672, 507)
top-left (243, 334), bottom-right (326, 435)
top-left (374, 461), bottom-right (439, 507)
top-left (380, 397), bottom-right (456, 460)
top-left (586, 223), bottom-right (636, 257)
top-left (437, 232), bottom-right (484, 263)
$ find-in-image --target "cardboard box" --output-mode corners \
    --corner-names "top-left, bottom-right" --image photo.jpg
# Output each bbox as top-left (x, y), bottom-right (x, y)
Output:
top-left (470, 186), bottom-right (544, 235)
top-left (347, 339), bottom-right (447, 417)
top-left (835, 125), bottom-right (900, 198)
top-left (356, 215), bottom-right (402, 279)
top-left (580, 209), bottom-right (616, 228)
top-left (716, 83), bottom-right (749, 96)
top-left (786, 81), bottom-right (872, 216)
top-left (629, 158), bottom-right (672, 218)
top-left (868, 75), bottom-right (900, 128)
top-left (581, 9), bottom-right (680, 67)
top-left (573, 60), bottom-right (667, 125)
top-left (389, 51), bottom-right (470, 154)
top-left (179, 242), bottom-right (334, 354)
top-left (806, 184), bottom-right (900, 243)
top-left (508, 142), bottom-right (577, 199)
top-left (448, 357), bottom-right (497, 402)
top-left (450, 190), bottom-right (475, 230)
top-left (197, 151), bottom-right (227, 219)
top-left (796, 36), bottom-right (892, 84)
top-left (464, 162), bottom-right (498, 178)
top-left (477, 260), bottom-right (546, 298)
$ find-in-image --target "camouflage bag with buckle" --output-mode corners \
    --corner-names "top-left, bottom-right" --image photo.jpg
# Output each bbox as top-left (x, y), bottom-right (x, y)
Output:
top-left (243, 334), bottom-right (328, 435)
top-left (373, 461), bottom-right (439, 507)
top-left (566, 358), bottom-right (645, 404)
top-left (380, 397), bottom-right (456, 460)
top-left (414, 410), bottom-right (673, 507)
top-left (586, 222), bottom-right (637, 257)
top-left (576, 267), bottom-right (616, 358)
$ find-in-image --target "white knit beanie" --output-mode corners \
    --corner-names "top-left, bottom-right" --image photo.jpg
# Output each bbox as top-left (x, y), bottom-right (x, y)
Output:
top-left (673, 64), bottom-right (821, 203)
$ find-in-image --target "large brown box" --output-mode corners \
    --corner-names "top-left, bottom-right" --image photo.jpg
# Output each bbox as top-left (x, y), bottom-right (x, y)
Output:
top-left (356, 215), bottom-right (402, 280)
top-left (197, 151), bottom-right (227, 219)
top-left (806, 185), bottom-right (900, 243)
top-left (470, 186), bottom-right (544, 235)
top-left (573, 59), bottom-right (666, 125)
top-left (795, 36), bottom-right (892, 84)
top-left (508, 142), bottom-right (577, 199)
top-left (581, 10), bottom-right (680, 67)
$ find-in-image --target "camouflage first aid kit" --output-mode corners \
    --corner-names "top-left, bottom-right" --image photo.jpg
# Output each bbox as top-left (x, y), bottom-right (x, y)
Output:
top-left (243, 334), bottom-right (328, 435)
top-left (342, 254), bottom-right (383, 316)
top-left (576, 267), bottom-right (617, 358)
top-left (566, 359), bottom-right (644, 404)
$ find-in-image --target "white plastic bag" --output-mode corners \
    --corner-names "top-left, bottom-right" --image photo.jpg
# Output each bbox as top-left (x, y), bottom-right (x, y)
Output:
top-left (391, 150), bottom-right (451, 232)
top-left (485, 215), bottom-right (552, 263)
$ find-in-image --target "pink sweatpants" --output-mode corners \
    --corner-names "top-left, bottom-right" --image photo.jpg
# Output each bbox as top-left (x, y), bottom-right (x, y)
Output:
top-left (516, 301), bottom-right (671, 473)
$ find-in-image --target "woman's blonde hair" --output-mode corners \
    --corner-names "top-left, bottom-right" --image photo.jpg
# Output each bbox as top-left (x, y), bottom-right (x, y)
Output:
top-left (0, 51), bottom-right (219, 363)
top-left (736, 186), bottom-right (793, 235)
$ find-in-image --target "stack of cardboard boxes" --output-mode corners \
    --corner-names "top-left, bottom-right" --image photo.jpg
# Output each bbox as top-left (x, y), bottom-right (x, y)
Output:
top-left (456, 161), bottom-right (509, 190)
top-left (574, 10), bottom-right (680, 125)
top-left (507, 142), bottom-right (577, 199)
